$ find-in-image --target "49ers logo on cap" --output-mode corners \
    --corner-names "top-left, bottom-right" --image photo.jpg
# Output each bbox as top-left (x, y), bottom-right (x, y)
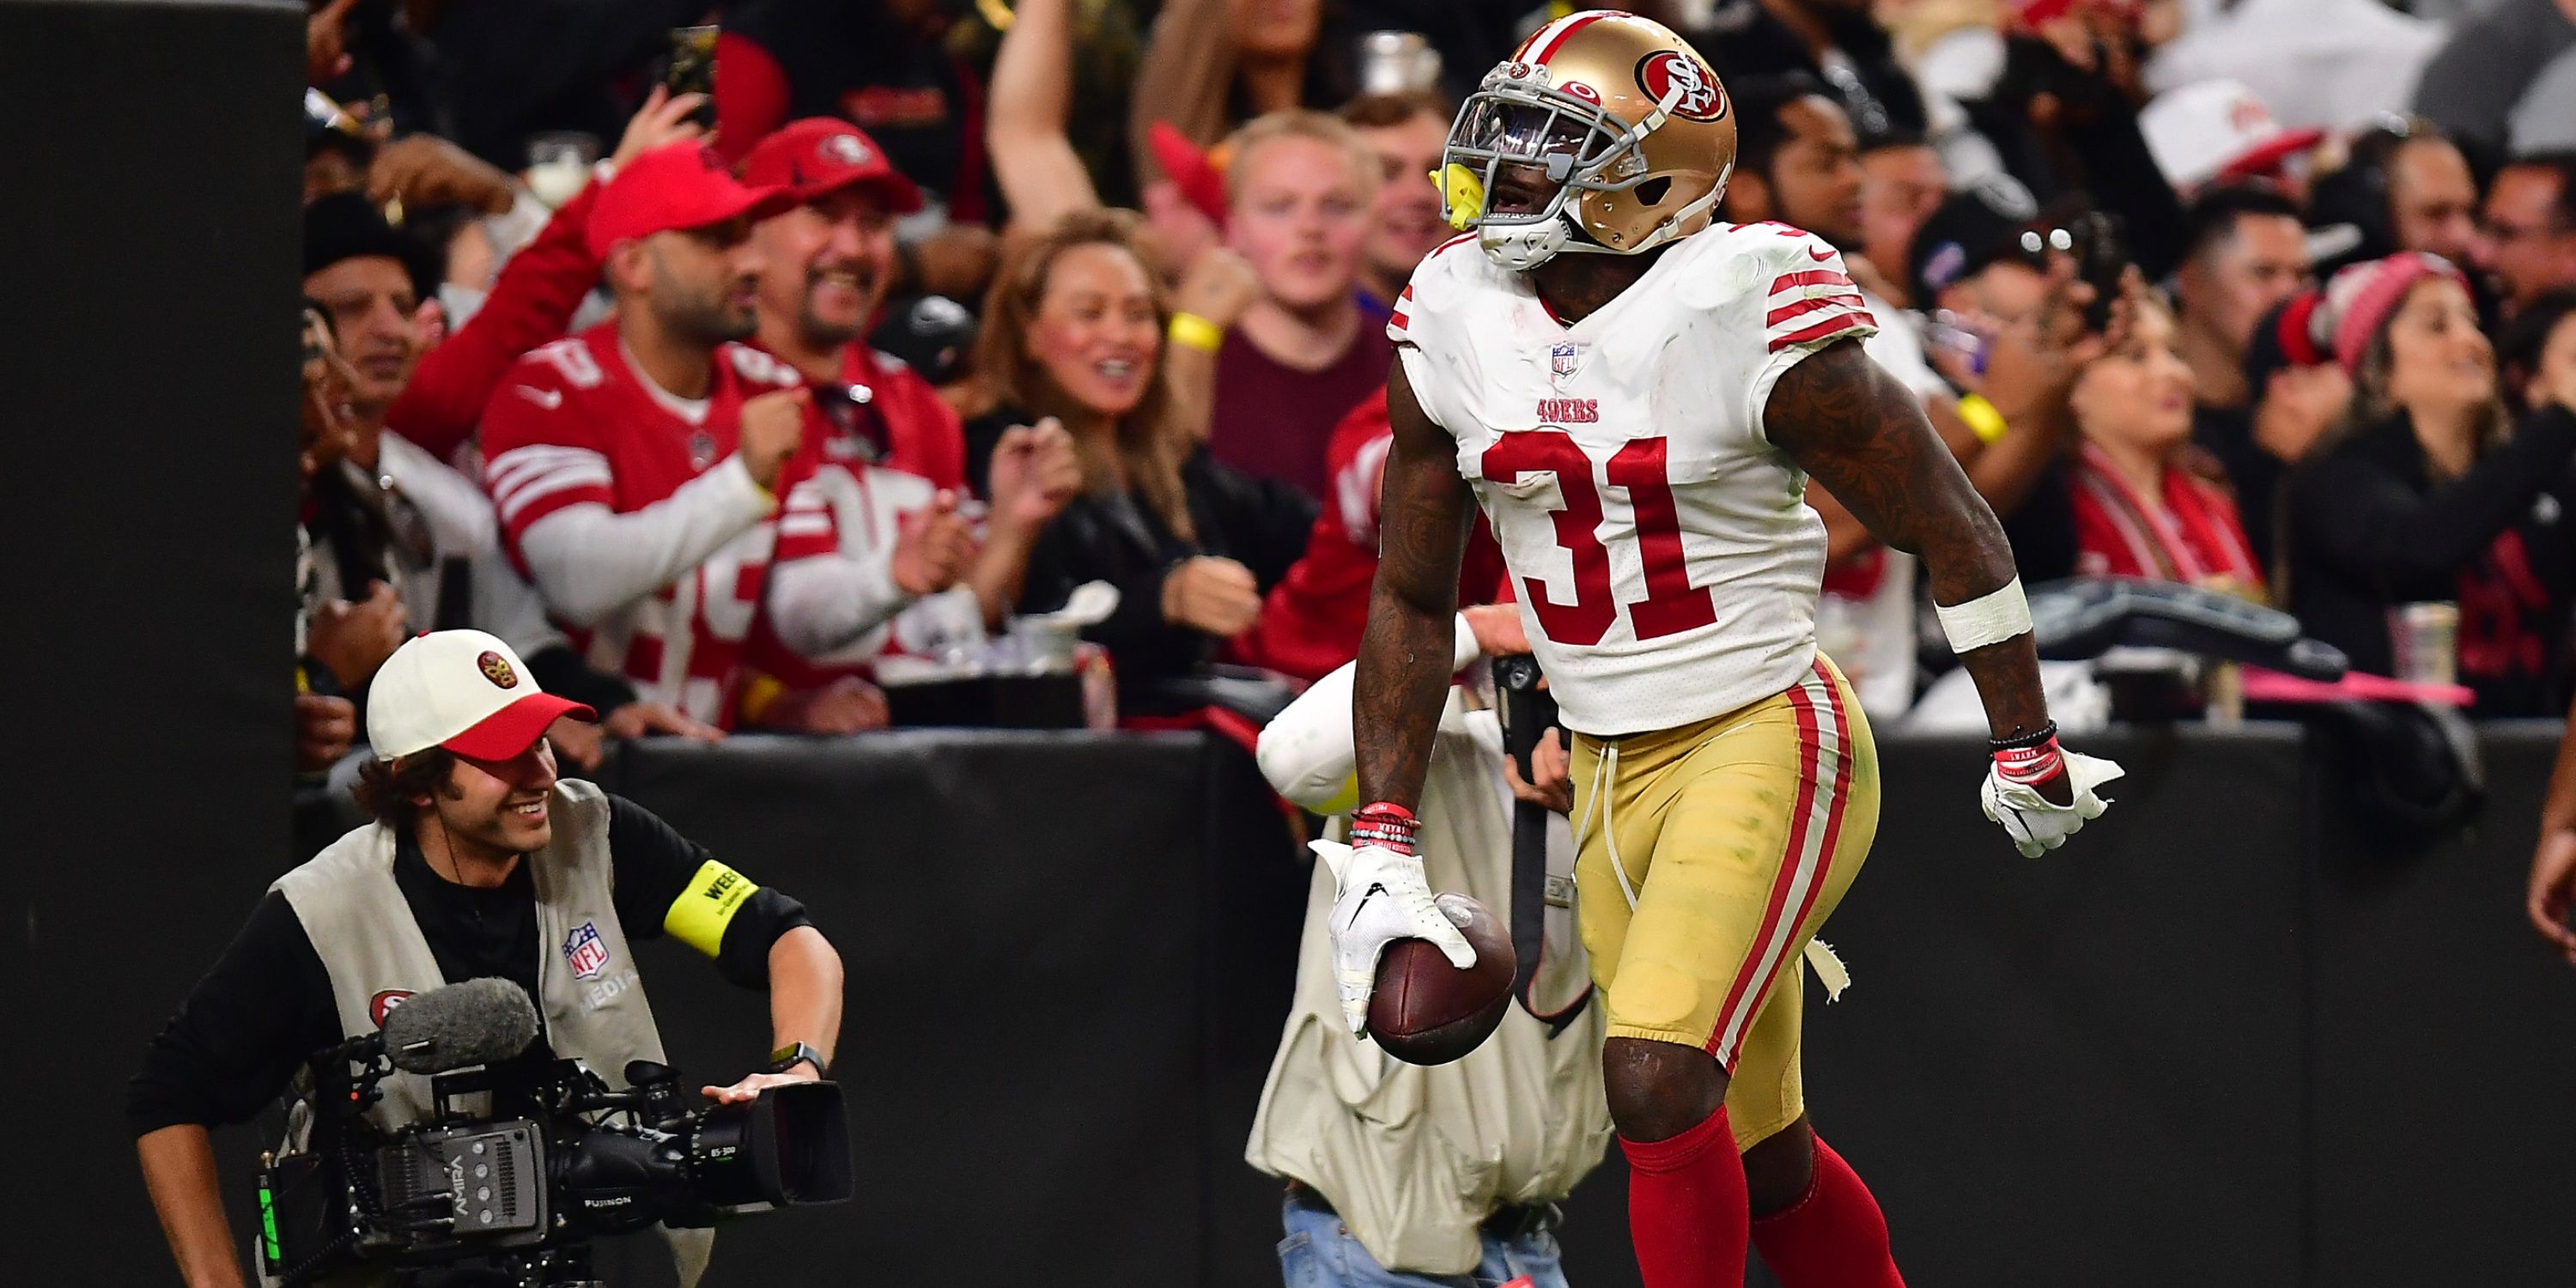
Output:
top-left (477, 650), bottom-right (519, 690)
top-left (822, 133), bottom-right (872, 167)
top-left (1635, 51), bottom-right (1726, 122)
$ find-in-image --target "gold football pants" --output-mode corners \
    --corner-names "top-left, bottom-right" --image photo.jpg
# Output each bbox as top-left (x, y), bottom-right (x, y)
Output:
top-left (1568, 654), bottom-right (1880, 1151)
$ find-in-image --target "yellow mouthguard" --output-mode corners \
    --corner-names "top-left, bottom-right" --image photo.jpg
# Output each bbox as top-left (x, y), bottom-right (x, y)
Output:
top-left (1438, 163), bottom-right (1486, 231)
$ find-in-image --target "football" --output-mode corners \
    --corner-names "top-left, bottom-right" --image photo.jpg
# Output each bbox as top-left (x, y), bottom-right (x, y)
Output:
top-left (1366, 893), bottom-right (1517, 1066)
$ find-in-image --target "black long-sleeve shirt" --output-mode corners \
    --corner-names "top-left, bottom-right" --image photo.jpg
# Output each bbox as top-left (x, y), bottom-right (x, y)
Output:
top-left (2285, 405), bottom-right (2576, 714)
top-left (966, 416), bottom-right (1315, 694)
top-left (129, 796), bottom-right (810, 1137)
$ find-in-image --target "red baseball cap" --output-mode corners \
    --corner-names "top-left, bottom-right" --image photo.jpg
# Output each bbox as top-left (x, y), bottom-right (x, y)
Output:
top-left (738, 118), bottom-right (925, 215)
top-left (586, 143), bottom-right (797, 258)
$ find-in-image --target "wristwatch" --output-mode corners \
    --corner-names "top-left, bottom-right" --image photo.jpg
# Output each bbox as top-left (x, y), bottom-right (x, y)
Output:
top-left (768, 1042), bottom-right (829, 1079)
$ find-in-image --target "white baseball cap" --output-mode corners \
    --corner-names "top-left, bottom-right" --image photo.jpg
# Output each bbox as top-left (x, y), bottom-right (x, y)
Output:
top-left (2140, 80), bottom-right (2324, 193)
top-left (366, 629), bottom-right (595, 760)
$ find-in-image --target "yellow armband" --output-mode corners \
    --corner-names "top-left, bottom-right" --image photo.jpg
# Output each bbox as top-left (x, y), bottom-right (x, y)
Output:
top-left (1957, 393), bottom-right (2009, 446)
top-left (665, 860), bottom-right (761, 958)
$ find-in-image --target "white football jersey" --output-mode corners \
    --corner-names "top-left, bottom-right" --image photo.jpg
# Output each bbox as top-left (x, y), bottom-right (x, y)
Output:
top-left (1392, 222), bottom-right (1879, 736)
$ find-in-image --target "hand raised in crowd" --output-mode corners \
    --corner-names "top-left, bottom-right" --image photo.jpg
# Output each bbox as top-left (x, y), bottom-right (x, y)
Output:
top-left (1501, 727), bottom-right (1574, 815)
top-left (738, 388), bottom-right (809, 493)
top-left (2253, 364), bottom-right (2353, 465)
top-left (891, 491), bottom-right (979, 595)
top-left (307, 581), bottom-right (408, 690)
top-left (904, 225), bottom-right (1004, 302)
top-left (306, 0), bottom-right (358, 87)
top-left (368, 134), bottom-right (516, 216)
top-left (413, 298), bottom-right (447, 351)
top-left (611, 85), bottom-right (709, 173)
top-left (766, 676), bottom-right (892, 735)
top-left (1171, 246), bottom-right (1264, 332)
top-left (986, 418), bottom-right (1083, 532)
top-left (1956, 263), bottom-right (2138, 432)
top-left (301, 308), bottom-right (359, 479)
top-left (294, 694), bottom-right (356, 773)
top-left (1461, 602), bottom-right (1529, 658)
top-left (1161, 556), bottom-right (1262, 637)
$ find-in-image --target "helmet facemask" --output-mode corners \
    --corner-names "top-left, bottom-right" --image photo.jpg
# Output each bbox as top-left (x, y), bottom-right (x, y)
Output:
top-left (1438, 65), bottom-right (1706, 272)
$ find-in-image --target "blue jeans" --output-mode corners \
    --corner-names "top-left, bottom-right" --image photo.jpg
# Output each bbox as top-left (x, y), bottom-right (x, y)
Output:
top-left (1278, 1188), bottom-right (1571, 1288)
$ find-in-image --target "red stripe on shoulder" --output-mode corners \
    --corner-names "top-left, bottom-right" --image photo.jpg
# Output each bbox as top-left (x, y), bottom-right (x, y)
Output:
top-left (1768, 312), bottom-right (1874, 351)
top-left (1770, 269), bottom-right (1856, 294)
top-left (1766, 295), bottom-right (1868, 327)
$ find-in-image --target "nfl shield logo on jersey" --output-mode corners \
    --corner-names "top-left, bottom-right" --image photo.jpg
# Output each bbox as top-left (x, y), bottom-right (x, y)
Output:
top-left (563, 921), bottom-right (612, 981)
top-left (1549, 340), bottom-right (1583, 387)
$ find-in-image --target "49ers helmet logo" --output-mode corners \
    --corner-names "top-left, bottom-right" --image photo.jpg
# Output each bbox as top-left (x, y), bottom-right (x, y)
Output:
top-left (477, 650), bottom-right (519, 690)
top-left (1635, 51), bottom-right (1726, 123)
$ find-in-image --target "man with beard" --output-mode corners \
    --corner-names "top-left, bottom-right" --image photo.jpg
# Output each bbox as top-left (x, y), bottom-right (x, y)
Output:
top-left (732, 119), bottom-right (1080, 731)
top-left (479, 143), bottom-right (899, 727)
top-left (2171, 185), bottom-right (2324, 565)
top-left (1719, 76), bottom-right (1957, 718)
top-left (2482, 152), bottom-right (2576, 318)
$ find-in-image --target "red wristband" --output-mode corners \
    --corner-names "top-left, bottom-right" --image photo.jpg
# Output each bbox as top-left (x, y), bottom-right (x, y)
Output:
top-left (1351, 802), bottom-right (1420, 855)
top-left (1992, 738), bottom-right (2066, 787)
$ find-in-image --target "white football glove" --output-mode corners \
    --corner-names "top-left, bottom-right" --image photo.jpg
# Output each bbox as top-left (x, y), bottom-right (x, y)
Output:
top-left (1980, 747), bottom-right (2124, 857)
top-left (1314, 839), bottom-right (1477, 1035)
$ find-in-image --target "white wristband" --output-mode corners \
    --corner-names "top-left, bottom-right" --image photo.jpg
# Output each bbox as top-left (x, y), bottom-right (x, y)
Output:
top-left (1452, 611), bottom-right (1484, 672)
top-left (1935, 576), bottom-right (2033, 653)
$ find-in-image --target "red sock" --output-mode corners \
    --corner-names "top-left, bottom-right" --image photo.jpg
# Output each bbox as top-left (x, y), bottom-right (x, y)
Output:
top-left (1620, 1107), bottom-right (1749, 1288)
top-left (1748, 1133), bottom-right (1905, 1288)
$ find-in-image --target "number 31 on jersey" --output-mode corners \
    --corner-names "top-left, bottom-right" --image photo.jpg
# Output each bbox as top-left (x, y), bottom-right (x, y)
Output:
top-left (1482, 431), bottom-right (1716, 647)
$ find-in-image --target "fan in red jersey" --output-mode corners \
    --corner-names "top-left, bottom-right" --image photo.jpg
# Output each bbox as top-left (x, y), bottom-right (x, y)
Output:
top-left (480, 143), bottom-right (923, 727)
top-left (730, 119), bottom-right (1082, 731)
top-left (1236, 390), bottom-right (1513, 682)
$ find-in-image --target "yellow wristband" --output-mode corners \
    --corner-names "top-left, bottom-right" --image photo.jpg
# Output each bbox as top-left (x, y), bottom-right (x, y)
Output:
top-left (1957, 393), bottom-right (2009, 446)
top-left (1168, 312), bottom-right (1225, 353)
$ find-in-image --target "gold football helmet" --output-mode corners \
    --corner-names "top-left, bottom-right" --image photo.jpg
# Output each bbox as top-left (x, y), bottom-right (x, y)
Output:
top-left (1438, 11), bottom-right (1738, 271)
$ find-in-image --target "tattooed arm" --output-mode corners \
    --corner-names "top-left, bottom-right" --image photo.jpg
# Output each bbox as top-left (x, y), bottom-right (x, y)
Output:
top-left (1351, 358), bottom-right (1477, 813)
top-left (1766, 338), bottom-right (2057, 756)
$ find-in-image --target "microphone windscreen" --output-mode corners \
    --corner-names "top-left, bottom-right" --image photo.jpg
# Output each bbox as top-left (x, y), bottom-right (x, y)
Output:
top-left (379, 977), bottom-right (541, 1074)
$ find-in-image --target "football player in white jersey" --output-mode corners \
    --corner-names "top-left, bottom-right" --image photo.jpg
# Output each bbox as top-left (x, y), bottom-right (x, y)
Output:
top-left (1330, 13), bottom-right (2123, 1288)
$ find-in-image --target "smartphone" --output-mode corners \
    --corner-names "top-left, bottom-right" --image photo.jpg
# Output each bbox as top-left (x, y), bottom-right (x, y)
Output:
top-left (2071, 210), bottom-right (2126, 333)
top-left (663, 26), bottom-right (719, 131)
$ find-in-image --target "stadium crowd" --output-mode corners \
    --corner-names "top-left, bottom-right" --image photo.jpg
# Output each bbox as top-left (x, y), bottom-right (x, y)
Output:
top-left (290, 0), bottom-right (2576, 793)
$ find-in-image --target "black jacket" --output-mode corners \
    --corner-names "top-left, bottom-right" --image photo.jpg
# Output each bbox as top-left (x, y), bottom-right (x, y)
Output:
top-left (2283, 405), bottom-right (2576, 714)
top-left (969, 415), bottom-right (1316, 695)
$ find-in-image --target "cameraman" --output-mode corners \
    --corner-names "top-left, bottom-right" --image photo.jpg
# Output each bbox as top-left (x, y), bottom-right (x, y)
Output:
top-left (131, 629), bottom-right (844, 1288)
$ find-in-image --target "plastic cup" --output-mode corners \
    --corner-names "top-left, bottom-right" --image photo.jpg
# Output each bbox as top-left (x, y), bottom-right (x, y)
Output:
top-left (2387, 602), bottom-right (2459, 687)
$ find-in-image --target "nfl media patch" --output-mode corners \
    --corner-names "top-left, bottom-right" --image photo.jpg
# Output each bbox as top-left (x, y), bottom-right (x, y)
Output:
top-left (563, 921), bottom-right (612, 980)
